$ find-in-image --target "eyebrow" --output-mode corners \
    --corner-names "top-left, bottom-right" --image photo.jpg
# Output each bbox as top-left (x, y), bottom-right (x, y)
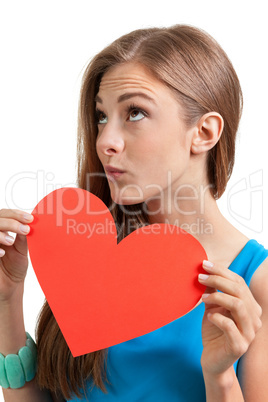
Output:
top-left (95, 92), bottom-right (156, 105)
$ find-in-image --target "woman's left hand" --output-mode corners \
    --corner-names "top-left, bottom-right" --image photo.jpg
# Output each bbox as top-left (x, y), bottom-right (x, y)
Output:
top-left (199, 260), bottom-right (262, 377)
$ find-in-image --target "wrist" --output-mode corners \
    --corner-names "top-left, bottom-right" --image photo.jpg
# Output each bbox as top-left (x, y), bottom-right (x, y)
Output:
top-left (0, 285), bottom-right (26, 355)
top-left (0, 332), bottom-right (37, 389)
top-left (202, 367), bottom-right (236, 393)
top-left (0, 281), bottom-right (24, 306)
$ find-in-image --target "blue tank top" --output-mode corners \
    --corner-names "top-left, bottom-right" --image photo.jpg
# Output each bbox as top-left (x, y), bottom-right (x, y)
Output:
top-left (68, 239), bottom-right (268, 401)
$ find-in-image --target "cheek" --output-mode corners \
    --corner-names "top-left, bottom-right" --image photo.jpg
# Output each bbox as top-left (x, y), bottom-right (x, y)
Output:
top-left (141, 129), bottom-right (187, 168)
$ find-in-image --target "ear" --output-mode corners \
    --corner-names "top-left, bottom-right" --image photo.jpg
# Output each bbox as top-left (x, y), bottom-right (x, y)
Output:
top-left (190, 112), bottom-right (224, 154)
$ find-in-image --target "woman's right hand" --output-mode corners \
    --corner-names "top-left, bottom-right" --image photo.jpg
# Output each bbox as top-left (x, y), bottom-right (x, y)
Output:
top-left (0, 209), bottom-right (34, 302)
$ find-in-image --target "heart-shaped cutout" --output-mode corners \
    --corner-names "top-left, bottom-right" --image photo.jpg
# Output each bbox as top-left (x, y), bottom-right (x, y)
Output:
top-left (27, 187), bottom-right (207, 357)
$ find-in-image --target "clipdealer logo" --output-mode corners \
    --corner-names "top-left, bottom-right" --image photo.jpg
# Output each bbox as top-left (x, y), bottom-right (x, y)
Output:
top-left (4, 169), bottom-right (265, 234)
top-left (227, 170), bottom-right (263, 233)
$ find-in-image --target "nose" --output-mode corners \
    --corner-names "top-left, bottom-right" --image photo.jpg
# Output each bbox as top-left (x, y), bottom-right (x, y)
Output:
top-left (96, 123), bottom-right (124, 156)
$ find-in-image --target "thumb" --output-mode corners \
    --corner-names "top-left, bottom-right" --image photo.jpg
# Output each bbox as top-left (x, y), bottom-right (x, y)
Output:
top-left (13, 233), bottom-right (29, 256)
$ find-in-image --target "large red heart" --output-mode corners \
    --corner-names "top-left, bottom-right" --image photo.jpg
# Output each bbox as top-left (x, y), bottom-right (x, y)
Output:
top-left (27, 187), bottom-right (207, 357)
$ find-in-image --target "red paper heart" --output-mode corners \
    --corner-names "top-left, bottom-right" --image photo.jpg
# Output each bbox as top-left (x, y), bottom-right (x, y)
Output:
top-left (27, 187), bottom-right (207, 357)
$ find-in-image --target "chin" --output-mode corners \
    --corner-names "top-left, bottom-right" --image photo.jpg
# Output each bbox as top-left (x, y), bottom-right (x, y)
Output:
top-left (110, 192), bottom-right (145, 206)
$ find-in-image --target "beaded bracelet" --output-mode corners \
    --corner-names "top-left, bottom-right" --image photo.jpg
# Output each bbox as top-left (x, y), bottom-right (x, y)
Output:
top-left (0, 332), bottom-right (37, 389)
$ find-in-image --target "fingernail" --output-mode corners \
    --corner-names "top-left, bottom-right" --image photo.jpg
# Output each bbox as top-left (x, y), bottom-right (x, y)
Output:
top-left (202, 293), bottom-right (210, 299)
top-left (199, 274), bottom-right (209, 281)
top-left (0, 249), bottom-right (5, 257)
top-left (20, 224), bottom-right (30, 234)
top-left (23, 214), bottom-right (33, 222)
top-left (203, 260), bottom-right (214, 268)
top-left (5, 235), bottom-right (14, 244)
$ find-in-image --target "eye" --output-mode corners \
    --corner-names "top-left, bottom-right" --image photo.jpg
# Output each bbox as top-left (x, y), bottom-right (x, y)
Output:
top-left (127, 104), bottom-right (147, 122)
top-left (128, 109), bottom-right (145, 122)
top-left (96, 109), bottom-right (108, 124)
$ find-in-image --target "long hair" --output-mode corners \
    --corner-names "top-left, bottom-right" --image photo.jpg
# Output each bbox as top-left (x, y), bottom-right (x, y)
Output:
top-left (35, 24), bottom-right (243, 400)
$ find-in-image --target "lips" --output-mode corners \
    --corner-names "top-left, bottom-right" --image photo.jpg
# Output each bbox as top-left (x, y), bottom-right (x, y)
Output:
top-left (105, 165), bottom-right (125, 174)
top-left (104, 165), bottom-right (125, 181)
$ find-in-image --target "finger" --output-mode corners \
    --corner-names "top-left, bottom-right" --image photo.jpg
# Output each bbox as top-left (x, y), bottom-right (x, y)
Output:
top-left (0, 217), bottom-right (31, 236)
top-left (202, 261), bottom-right (262, 315)
top-left (198, 273), bottom-right (241, 297)
top-left (207, 312), bottom-right (249, 359)
top-left (202, 259), bottom-right (247, 283)
top-left (202, 290), bottom-right (262, 320)
top-left (198, 268), bottom-right (257, 301)
top-left (0, 209), bottom-right (33, 219)
top-left (198, 273), bottom-right (261, 315)
top-left (202, 292), bottom-right (262, 340)
top-left (0, 209), bottom-right (33, 225)
top-left (0, 230), bottom-right (28, 257)
top-left (202, 260), bottom-right (261, 311)
top-left (0, 231), bottom-right (14, 257)
top-left (0, 231), bottom-right (15, 246)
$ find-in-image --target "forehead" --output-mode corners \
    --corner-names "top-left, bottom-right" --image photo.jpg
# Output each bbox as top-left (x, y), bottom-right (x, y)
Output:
top-left (97, 62), bottom-right (166, 96)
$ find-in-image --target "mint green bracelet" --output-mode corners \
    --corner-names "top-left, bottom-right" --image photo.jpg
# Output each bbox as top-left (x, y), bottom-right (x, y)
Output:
top-left (0, 332), bottom-right (37, 389)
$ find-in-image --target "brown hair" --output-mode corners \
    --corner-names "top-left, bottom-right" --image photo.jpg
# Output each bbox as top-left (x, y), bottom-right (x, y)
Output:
top-left (35, 24), bottom-right (243, 399)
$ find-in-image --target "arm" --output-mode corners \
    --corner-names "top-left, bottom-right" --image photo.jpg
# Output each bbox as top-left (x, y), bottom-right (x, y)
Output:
top-left (0, 209), bottom-right (63, 401)
top-left (199, 258), bottom-right (266, 401)
top-left (237, 258), bottom-right (268, 400)
top-left (0, 286), bottom-right (54, 402)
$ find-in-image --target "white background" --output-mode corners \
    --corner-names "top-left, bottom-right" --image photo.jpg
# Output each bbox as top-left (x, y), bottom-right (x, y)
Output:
top-left (0, 1), bottom-right (267, 398)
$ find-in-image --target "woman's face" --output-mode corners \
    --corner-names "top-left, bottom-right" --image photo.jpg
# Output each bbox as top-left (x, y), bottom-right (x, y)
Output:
top-left (95, 62), bottom-right (195, 207)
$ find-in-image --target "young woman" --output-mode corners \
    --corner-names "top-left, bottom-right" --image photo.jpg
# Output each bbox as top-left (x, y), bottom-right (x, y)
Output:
top-left (0, 24), bottom-right (267, 402)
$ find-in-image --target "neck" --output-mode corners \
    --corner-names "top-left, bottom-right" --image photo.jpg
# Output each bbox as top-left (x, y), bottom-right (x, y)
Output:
top-left (145, 180), bottom-right (231, 254)
top-left (141, 164), bottom-right (249, 266)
